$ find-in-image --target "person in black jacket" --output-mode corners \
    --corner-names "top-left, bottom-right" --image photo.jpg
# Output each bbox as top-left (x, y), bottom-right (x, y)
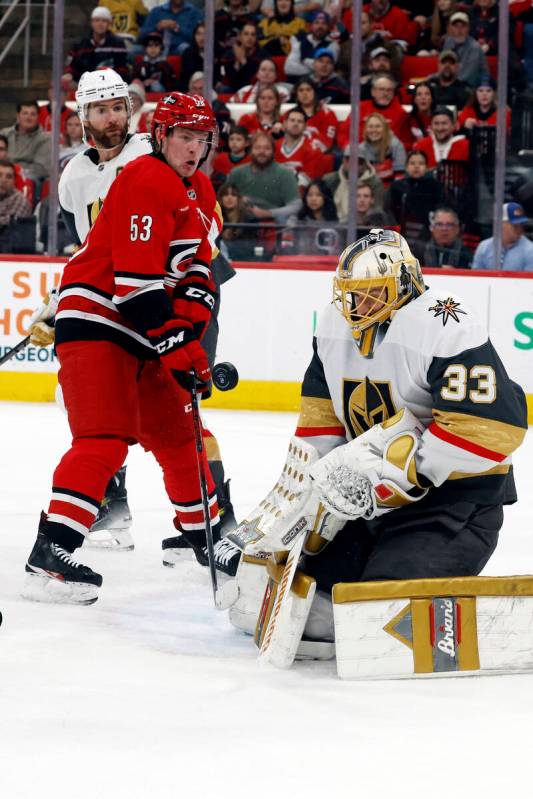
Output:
top-left (386, 150), bottom-right (445, 243)
top-left (65, 7), bottom-right (129, 84)
top-left (132, 31), bottom-right (179, 92)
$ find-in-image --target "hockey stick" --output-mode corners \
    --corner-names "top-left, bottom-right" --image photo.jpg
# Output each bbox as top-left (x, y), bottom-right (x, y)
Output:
top-left (190, 373), bottom-right (238, 610)
top-left (0, 335), bottom-right (30, 367)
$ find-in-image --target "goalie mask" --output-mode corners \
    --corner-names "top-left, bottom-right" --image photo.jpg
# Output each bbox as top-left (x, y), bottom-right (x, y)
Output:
top-left (151, 92), bottom-right (219, 167)
top-left (333, 229), bottom-right (425, 358)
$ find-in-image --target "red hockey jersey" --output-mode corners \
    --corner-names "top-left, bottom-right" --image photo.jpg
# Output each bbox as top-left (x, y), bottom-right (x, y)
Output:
top-left (274, 136), bottom-right (324, 185)
top-left (55, 153), bottom-right (216, 359)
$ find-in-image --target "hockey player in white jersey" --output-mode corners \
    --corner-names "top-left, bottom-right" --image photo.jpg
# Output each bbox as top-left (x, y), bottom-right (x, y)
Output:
top-left (29, 68), bottom-right (237, 553)
top-left (227, 229), bottom-right (528, 654)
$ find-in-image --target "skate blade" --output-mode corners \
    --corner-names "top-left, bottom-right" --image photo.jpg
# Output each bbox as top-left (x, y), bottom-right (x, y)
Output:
top-left (162, 547), bottom-right (193, 567)
top-left (21, 572), bottom-right (99, 605)
top-left (84, 528), bottom-right (135, 551)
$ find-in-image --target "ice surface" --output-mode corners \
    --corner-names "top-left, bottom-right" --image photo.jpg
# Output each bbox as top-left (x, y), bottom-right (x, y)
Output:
top-left (1, 402), bottom-right (532, 799)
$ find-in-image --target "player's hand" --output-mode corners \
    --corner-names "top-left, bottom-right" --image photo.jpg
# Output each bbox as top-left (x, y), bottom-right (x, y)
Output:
top-left (147, 318), bottom-right (211, 391)
top-left (173, 276), bottom-right (217, 340)
top-left (27, 288), bottom-right (59, 347)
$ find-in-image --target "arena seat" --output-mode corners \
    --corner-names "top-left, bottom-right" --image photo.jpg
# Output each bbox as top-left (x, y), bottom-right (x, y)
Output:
top-left (400, 55), bottom-right (438, 83)
top-left (487, 56), bottom-right (498, 80)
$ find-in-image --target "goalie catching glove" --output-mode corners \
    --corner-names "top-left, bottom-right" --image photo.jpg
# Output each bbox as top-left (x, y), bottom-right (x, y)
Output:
top-left (147, 318), bottom-right (211, 390)
top-left (173, 274), bottom-right (217, 341)
top-left (27, 288), bottom-right (59, 346)
top-left (309, 408), bottom-right (431, 521)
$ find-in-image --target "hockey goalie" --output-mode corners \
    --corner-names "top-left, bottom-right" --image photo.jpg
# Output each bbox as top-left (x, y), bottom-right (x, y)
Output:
top-left (225, 229), bottom-right (531, 678)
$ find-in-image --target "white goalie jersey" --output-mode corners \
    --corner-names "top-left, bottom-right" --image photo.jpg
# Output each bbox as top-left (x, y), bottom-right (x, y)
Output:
top-left (295, 288), bottom-right (527, 507)
top-left (59, 132), bottom-right (153, 244)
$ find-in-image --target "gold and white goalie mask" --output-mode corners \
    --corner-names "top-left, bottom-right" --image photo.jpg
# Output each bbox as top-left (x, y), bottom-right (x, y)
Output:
top-left (333, 229), bottom-right (425, 358)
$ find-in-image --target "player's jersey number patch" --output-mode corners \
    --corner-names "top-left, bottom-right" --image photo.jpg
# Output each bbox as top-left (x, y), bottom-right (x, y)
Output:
top-left (130, 214), bottom-right (153, 242)
top-left (441, 364), bottom-right (496, 404)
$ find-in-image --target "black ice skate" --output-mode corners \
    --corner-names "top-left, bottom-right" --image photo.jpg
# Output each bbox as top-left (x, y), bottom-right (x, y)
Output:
top-left (23, 517), bottom-right (102, 605)
top-left (162, 480), bottom-right (236, 567)
top-left (193, 537), bottom-right (242, 578)
top-left (85, 466), bottom-right (134, 551)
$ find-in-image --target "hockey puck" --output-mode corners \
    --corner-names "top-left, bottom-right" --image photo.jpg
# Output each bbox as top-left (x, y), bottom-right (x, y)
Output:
top-left (212, 362), bottom-right (239, 392)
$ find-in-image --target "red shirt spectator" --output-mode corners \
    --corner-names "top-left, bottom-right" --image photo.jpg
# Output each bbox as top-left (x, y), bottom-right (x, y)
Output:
top-left (457, 82), bottom-right (511, 133)
top-left (338, 75), bottom-right (411, 149)
top-left (274, 108), bottom-right (325, 188)
top-left (238, 85), bottom-right (284, 138)
top-left (414, 108), bottom-right (470, 168)
top-left (291, 78), bottom-right (338, 151)
top-left (364, 0), bottom-right (419, 47)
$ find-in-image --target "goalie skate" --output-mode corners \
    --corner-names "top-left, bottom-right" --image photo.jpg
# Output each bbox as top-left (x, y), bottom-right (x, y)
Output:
top-left (85, 466), bottom-right (134, 551)
top-left (23, 528), bottom-right (102, 605)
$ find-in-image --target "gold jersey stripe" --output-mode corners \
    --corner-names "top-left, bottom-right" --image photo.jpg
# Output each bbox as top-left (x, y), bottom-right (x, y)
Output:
top-left (333, 575), bottom-right (533, 604)
top-left (448, 464), bottom-right (510, 480)
top-left (432, 409), bottom-right (526, 456)
top-left (297, 396), bottom-right (344, 430)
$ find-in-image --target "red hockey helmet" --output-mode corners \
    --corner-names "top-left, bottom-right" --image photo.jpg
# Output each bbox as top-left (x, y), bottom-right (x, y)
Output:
top-left (151, 92), bottom-right (218, 164)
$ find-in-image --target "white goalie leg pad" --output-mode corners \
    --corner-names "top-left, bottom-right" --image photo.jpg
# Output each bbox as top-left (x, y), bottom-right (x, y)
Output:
top-left (255, 547), bottom-right (317, 669)
top-left (332, 575), bottom-right (533, 680)
top-left (22, 571), bottom-right (99, 605)
top-left (228, 554), bottom-right (270, 635)
top-left (228, 436), bottom-right (343, 556)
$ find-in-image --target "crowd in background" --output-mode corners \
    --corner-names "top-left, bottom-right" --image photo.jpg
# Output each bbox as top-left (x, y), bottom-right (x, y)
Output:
top-left (1, 0), bottom-right (533, 270)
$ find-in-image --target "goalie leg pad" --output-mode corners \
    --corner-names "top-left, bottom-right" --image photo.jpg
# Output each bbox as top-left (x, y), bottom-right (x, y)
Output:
top-left (332, 575), bottom-right (533, 680)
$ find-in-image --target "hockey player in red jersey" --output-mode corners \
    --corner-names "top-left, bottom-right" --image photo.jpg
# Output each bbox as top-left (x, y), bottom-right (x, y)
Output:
top-left (28, 69), bottom-right (238, 553)
top-left (23, 93), bottom-right (240, 605)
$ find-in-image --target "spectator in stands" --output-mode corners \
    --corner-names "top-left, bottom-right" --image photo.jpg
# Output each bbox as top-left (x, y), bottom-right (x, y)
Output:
top-left (275, 107), bottom-right (324, 188)
top-left (309, 48), bottom-right (350, 104)
top-left (470, 0), bottom-right (498, 55)
top-left (127, 83), bottom-right (148, 133)
top-left (285, 10), bottom-right (342, 79)
top-left (218, 183), bottom-right (260, 261)
top-left (472, 203), bottom-right (533, 271)
top-left (224, 130), bottom-right (302, 223)
top-left (101, 0), bottom-right (148, 47)
top-left (430, 0), bottom-right (458, 51)
top-left (414, 106), bottom-right (469, 168)
top-left (38, 79), bottom-right (72, 135)
top-left (291, 78), bottom-right (338, 152)
top-left (0, 162), bottom-right (32, 228)
top-left (258, 0), bottom-right (307, 57)
top-left (238, 86), bottom-right (284, 137)
top-left (356, 181), bottom-right (390, 227)
top-left (386, 150), bottom-right (445, 239)
top-left (133, 30), bottom-right (180, 92)
top-left (1, 101), bottom-right (52, 182)
top-left (179, 23), bottom-right (221, 91)
top-left (230, 57), bottom-right (291, 102)
top-left (413, 206), bottom-right (472, 267)
top-left (361, 46), bottom-right (394, 100)
top-left (324, 149), bottom-right (384, 223)
top-left (457, 77), bottom-right (511, 133)
top-left (65, 7), bottom-right (129, 84)
top-left (212, 125), bottom-right (251, 189)
top-left (365, 0), bottom-right (419, 50)
top-left (289, 179), bottom-right (339, 254)
top-left (216, 0), bottom-right (260, 52)
top-left (0, 134), bottom-right (28, 198)
top-left (427, 50), bottom-right (471, 109)
top-left (218, 21), bottom-right (261, 92)
top-left (138, 0), bottom-right (202, 55)
top-left (339, 74), bottom-right (410, 149)
top-left (59, 113), bottom-right (85, 169)
top-left (359, 113), bottom-right (406, 186)
top-left (442, 11), bottom-right (488, 88)
top-left (405, 81), bottom-right (436, 146)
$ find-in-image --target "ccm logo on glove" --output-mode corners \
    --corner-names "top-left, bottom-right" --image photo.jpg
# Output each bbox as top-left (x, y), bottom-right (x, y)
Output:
top-left (154, 330), bottom-right (186, 354)
top-left (183, 286), bottom-right (215, 309)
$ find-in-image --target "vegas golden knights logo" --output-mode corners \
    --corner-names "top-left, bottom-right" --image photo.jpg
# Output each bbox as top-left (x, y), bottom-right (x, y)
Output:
top-left (88, 198), bottom-right (104, 228)
top-left (343, 377), bottom-right (397, 438)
